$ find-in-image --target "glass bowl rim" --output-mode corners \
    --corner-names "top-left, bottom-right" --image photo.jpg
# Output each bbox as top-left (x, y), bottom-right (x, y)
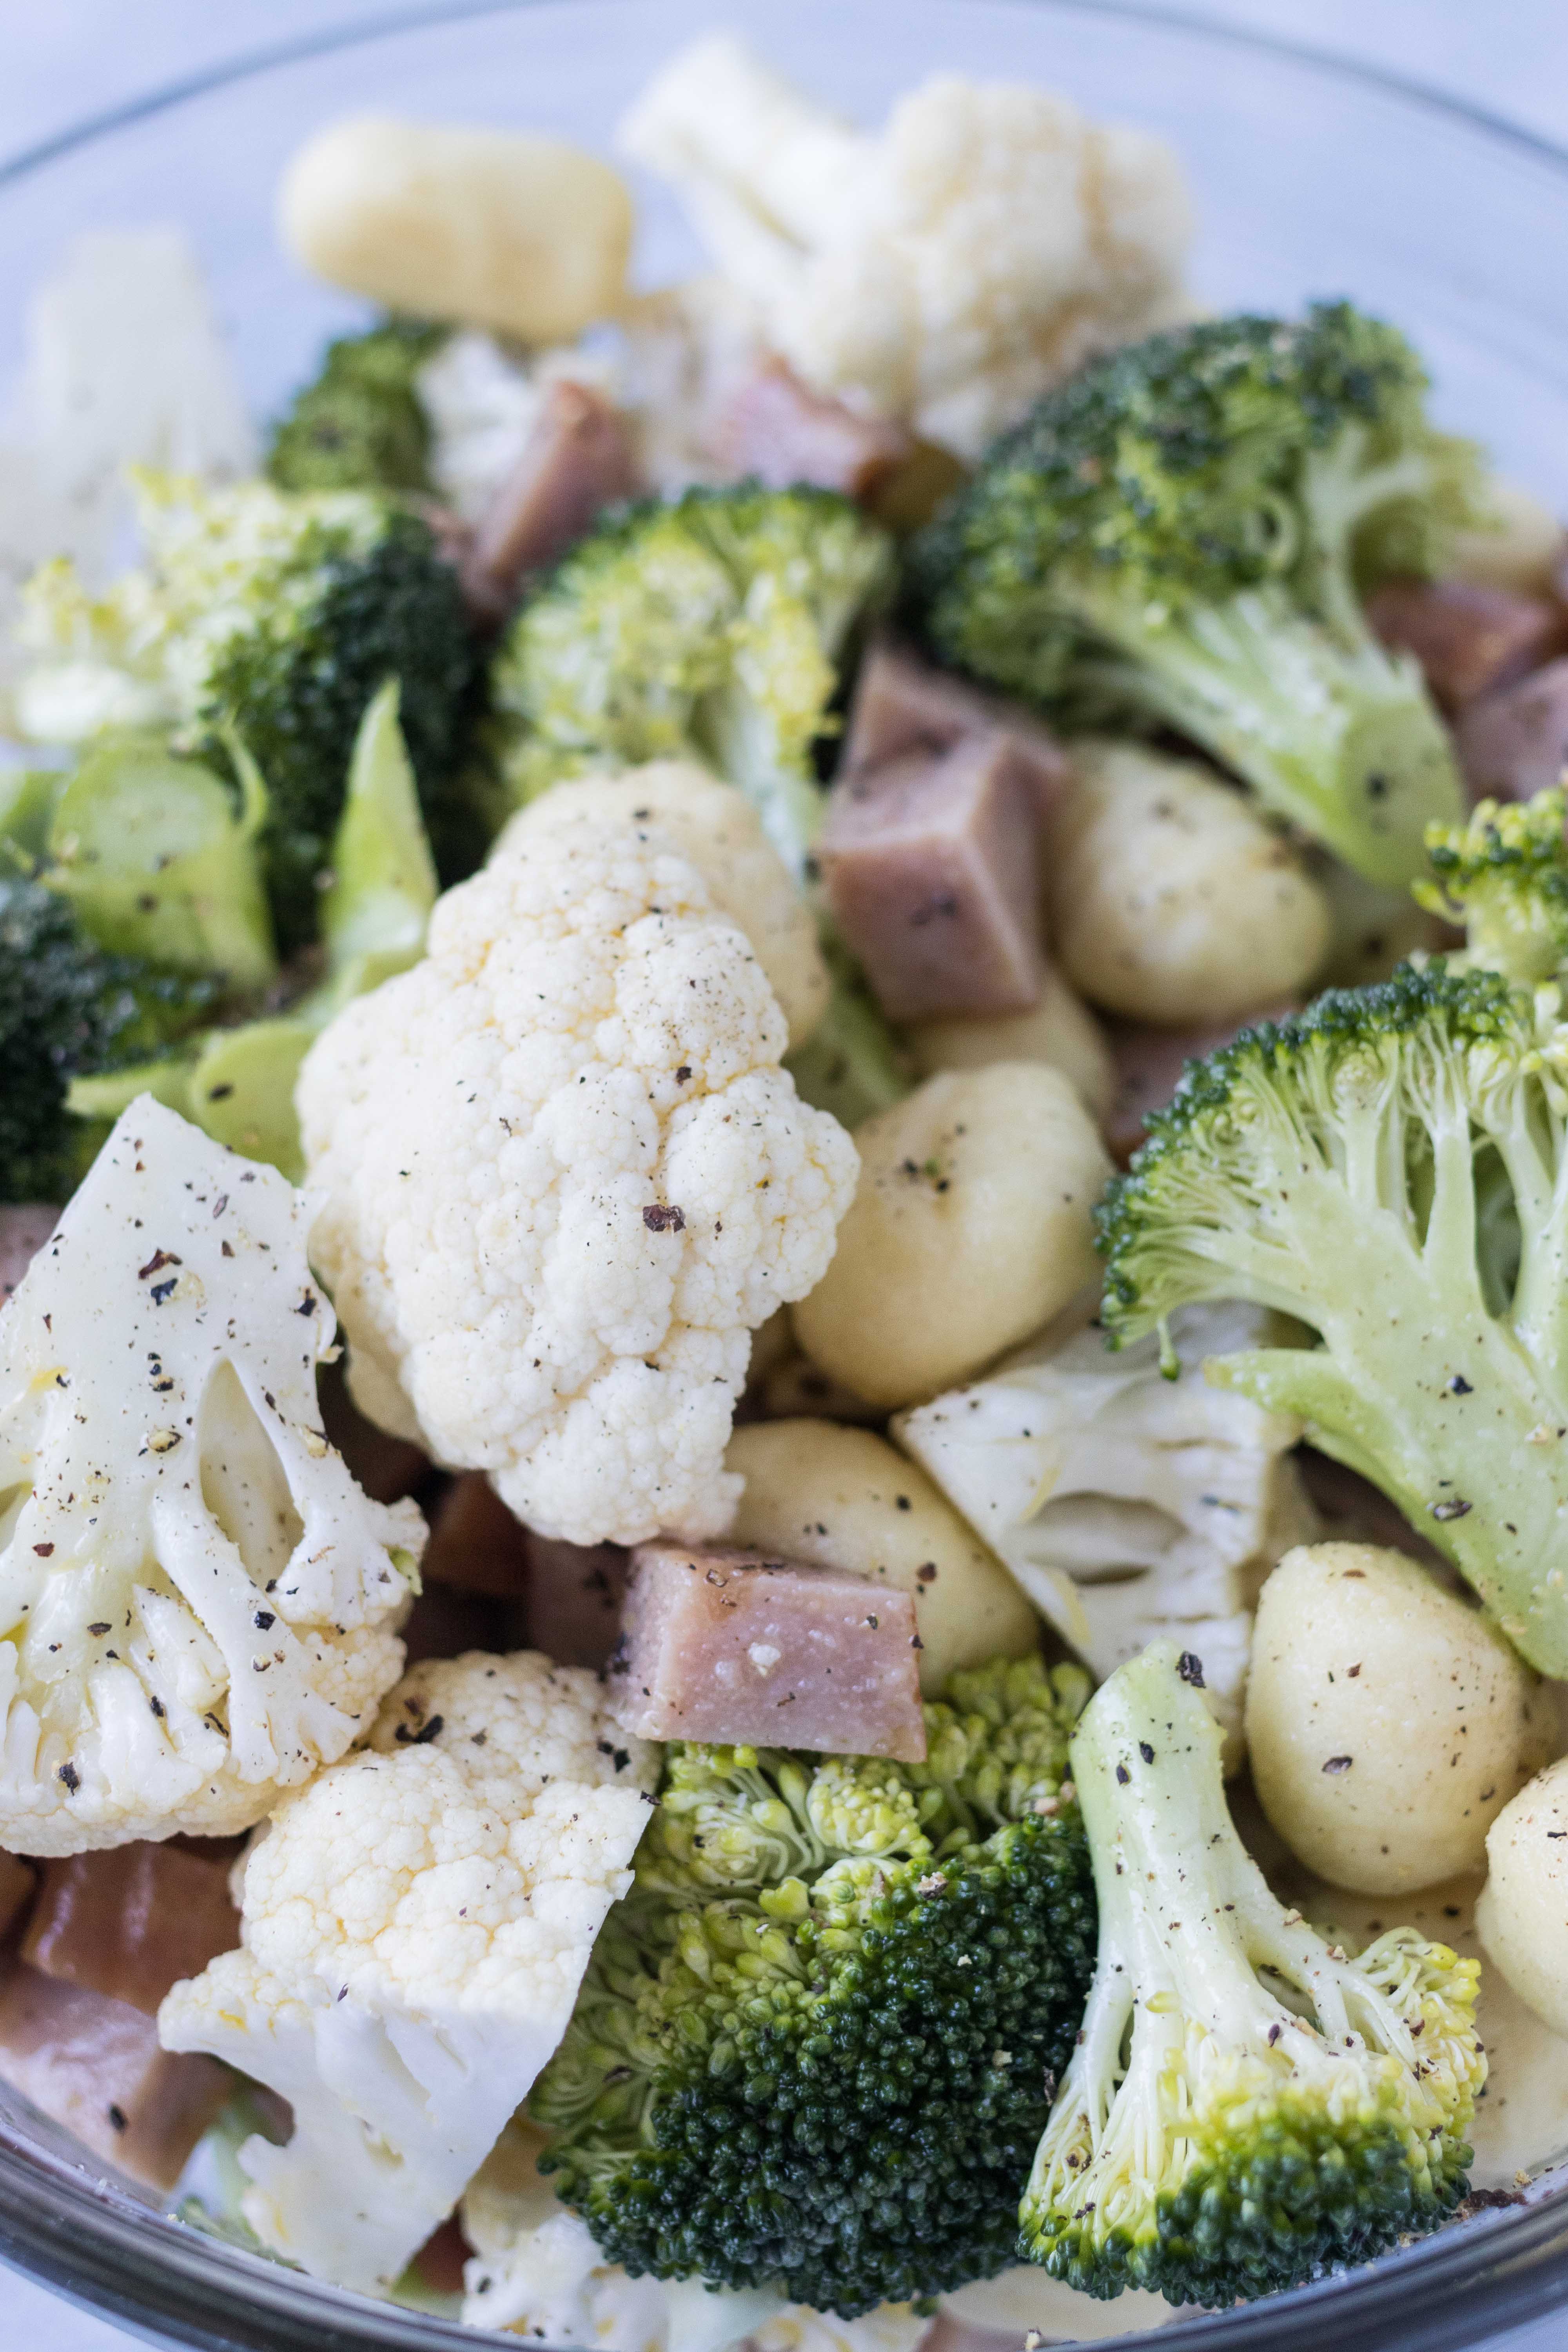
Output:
top-left (2, 4), bottom-right (1568, 2348)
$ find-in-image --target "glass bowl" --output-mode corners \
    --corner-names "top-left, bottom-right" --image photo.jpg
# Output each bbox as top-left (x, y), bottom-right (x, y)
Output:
top-left (4, 4), bottom-right (1568, 2347)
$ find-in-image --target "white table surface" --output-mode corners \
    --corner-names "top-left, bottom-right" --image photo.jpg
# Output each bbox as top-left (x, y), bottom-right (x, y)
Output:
top-left (2, 2), bottom-right (1567, 2347)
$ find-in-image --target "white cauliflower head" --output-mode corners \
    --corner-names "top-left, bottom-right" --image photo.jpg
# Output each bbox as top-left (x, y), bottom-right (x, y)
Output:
top-left (461, 2119), bottom-right (935, 2352)
top-left (0, 1098), bottom-right (420, 1855)
top-left (158, 1650), bottom-right (656, 2295)
top-left (619, 35), bottom-right (1193, 459)
top-left (896, 1303), bottom-right (1318, 1754)
top-left (298, 802), bottom-right (857, 1547)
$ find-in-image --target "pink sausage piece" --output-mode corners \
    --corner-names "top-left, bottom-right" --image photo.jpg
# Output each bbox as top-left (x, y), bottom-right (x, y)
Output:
top-left (608, 1544), bottom-right (927, 1762)
top-left (525, 1534), bottom-right (629, 1671)
top-left (462, 379), bottom-right (639, 621)
top-left (843, 641), bottom-right (1071, 811)
top-left (1103, 1004), bottom-right (1301, 1165)
top-left (0, 1960), bottom-right (229, 2187)
top-left (708, 357), bottom-right (913, 502)
top-left (1367, 577), bottom-right (1565, 711)
top-left (1455, 657), bottom-right (1568, 804)
top-left (0, 1203), bottom-right (57, 1309)
top-left (21, 1843), bottom-right (239, 2018)
top-left (820, 731), bottom-right (1047, 1023)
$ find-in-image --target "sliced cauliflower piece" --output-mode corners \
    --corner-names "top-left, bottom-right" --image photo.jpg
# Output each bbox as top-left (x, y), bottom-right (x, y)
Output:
top-left (461, 2118), bottom-right (933, 2351)
top-left (896, 1303), bottom-right (1318, 1753)
top-left (298, 802), bottom-right (857, 1547)
top-left (619, 35), bottom-right (1193, 459)
top-left (0, 1099), bottom-right (420, 1855)
top-left (158, 1651), bottom-right (655, 2295)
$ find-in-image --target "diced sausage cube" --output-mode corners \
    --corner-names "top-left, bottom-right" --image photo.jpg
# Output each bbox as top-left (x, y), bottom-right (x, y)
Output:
top-left (524, 1534), bottom-right (628, 1670)
top-left (820, 733), bottom-right (1046, 1021)
top-left (1, 1204), bottom-right (57, 1309)
top-left (1455, 659), bottom-right (1568, 804)
top-left (608, 1544), bottom-right (926, 1761)
top-left (21, 1843), bottom-right (238, 2016)
top-left (843, 642), bottom-right (1071, 811)
top-left (423, 1472), bottom-right (530, 1598)
top-left (1103, 1005), bottom-right (1300, 1165)
top-left (0, 1959), bottom-right (228, 2187)
top-left (1367, 577), bottom-right (1565, 710)
top-left (462, 379), bottom-right (638, 619)
top-left (0, 1851), bottom-right (36, 1944)
top-left (708, 357), bottom-right (913, 501)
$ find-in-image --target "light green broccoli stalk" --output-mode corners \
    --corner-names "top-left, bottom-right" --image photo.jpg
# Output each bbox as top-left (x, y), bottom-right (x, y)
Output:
top-left (490, 483), bottom-right (908, 1128)
top-left (1096, 960), bottom-right (1568, 1673)
top-left (1416, 784), bottom-right (1568, 987)
top-left (14, 470), bottom-right (481, 947)
top-left (42, 729), bottom-right (275, 992)
top-left (1020, 1642), bottom-right (1484, 2305)
top-left (70, 680), bottom-right (436, 1180)
top-left (908, 304), bottom-right (1482, 887)
top-left (531, 1655), bottom-right (1096, 2319)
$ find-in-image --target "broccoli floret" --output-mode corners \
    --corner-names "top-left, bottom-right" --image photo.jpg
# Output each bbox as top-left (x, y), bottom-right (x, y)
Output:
top-left (266, 317), bottom-right (445, 495)
top-left (17, 474), bottom-right (482, 951)
top-left (531, 1655), bottom-right (1097, 2317)
top-left (1096, 959), bottom-right (1568, 1672)
top-left (1416, 783), bottom-right (1568, 985)
top-left (0, 874), bottom-right (215, 1201)
top-left (907, 304), bottom-right (1481, 887)
top-left (1021, 1641), bottom-right (1484, 2304)
top-left (490, 483), bottom-right (909, 1127)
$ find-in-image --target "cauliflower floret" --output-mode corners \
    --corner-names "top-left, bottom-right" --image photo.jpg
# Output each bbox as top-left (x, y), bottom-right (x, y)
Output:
top-left (0, 1099), bottom-right (421, 1855)
top-left (158, 1651), bottom-right (655, 2295)
top-left (619, 36), bottom-right (1193, 459)
top-left (461, 2120), bottom-right (934, 2352)
top-left (298, 805), bottom-right (857, 1547)
top-left (895, 1302), bottom-right (1318, 1755)
top-left (499, 764), bottom-right (829, 1050)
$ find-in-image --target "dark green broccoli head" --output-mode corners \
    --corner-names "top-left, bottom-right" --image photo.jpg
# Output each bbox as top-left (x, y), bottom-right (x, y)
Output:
top-left (199, 503), bottom-right (481, 944)
top-left (266, 318), bottom-right (445, 495)
top-left (907, 304), bottom-right (1479, 885)
top-left (1094, 961), bottom-right (1568, 1673)
top-left (1021, 1644), bottom-right (1483, 2306)
top-left (0, 874), bottom-right (216, 1201)
top-left (531, 1656), bottom-right (1096, 2316)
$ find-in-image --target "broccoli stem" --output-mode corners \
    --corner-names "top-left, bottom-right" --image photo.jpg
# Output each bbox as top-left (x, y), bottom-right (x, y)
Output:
top-left (1168, 1090), bottom-right (1568, 1671)
top-left (1069, 574), bottom-right (1463, 888)
top-left (1023, 1643), bottom-right (1483, 2302)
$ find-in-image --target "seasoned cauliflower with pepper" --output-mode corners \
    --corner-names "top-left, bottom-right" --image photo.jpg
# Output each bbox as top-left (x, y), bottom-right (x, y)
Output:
top-left (620, 34), bottom-right (1193, 458)
top-left (0, 1099), bottom-right (421, 1855)
top-left (158, 1650), bottom-right (655, 2294)
top-left (298, 802), bottom-right (857, 1547)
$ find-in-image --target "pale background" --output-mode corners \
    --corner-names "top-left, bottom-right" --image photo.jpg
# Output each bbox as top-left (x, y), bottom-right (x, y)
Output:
top-left (0, 0), bottom-right (1565, 2346)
